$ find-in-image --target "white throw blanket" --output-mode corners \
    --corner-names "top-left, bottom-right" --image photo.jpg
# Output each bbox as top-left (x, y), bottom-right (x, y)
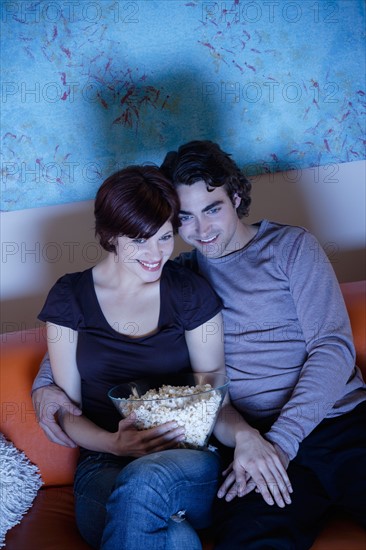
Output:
top-left (0, 434), bottom-right (43, 547)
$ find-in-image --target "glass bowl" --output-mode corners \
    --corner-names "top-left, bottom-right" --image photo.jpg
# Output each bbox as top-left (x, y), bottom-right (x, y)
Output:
top-left (108, 372), bottom-right (230, 449)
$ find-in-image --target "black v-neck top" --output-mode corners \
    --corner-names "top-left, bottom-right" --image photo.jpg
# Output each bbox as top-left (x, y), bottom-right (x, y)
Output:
top-left (38, 261), bottom-right (222, 432)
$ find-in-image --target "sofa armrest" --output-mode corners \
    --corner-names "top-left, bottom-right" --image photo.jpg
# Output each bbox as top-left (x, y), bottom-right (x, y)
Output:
top-left (340, 280), bottom-right (366, 376)
top-left (0, 328), bottom-right (79, 486)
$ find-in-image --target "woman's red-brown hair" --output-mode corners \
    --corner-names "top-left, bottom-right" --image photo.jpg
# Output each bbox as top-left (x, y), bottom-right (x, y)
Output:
top-left (95, 165), bottom-right (180, 253)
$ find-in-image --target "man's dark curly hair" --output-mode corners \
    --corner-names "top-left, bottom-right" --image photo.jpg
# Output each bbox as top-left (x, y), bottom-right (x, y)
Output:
top-left (160, 140), bottom-right (251, 218)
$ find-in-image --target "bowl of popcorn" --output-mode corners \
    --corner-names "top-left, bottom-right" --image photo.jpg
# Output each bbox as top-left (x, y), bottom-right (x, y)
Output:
top-left (108, 372), bottom-right (230, 449)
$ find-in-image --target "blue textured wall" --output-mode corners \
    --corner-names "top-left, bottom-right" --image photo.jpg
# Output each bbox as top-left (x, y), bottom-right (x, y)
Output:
top-left (1, 0), bottom-right (365, 211)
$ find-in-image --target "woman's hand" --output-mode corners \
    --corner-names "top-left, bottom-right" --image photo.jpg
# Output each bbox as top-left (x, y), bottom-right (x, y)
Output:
top-left (217, 429), bottom-right (293, 508)
top-left (111, 414), bottom-right (186, 457)
top-left (218, 463), bottom-right (256, 501)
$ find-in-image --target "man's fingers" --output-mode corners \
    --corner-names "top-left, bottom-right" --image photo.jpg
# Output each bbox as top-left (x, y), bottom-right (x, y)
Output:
top-left (68, 403), bottom-right (82, 416)
top-left (266, 460), bottom-right (293, 505)
top-left (254, 475), bottom-right (277, 506)
top-left (255, 465), bottom-right (291, 508)
top-left (40, 421), bottom-right (78, 448)
top-left (238, 455), bottom-right (293, 507)
top-left (272, 454), bottom-right (293, 494)
top-left (219, 459), bottom-right (291, 506)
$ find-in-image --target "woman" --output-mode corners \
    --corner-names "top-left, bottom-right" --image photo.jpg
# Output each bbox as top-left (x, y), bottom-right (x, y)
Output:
top-left (38, 166), bottom-right (225, 549)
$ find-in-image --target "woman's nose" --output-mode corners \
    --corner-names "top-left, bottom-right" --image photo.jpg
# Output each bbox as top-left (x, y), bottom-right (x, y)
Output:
top-left (146, 239), bottom-right (161, 257)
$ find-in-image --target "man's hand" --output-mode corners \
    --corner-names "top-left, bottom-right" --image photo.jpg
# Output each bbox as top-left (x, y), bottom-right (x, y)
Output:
top-left (217, 429), bottom-right (292, 508)
top-left (32, 385), bottom-right (82, 447)
top-left (272, 442), bottom-right (290, 470)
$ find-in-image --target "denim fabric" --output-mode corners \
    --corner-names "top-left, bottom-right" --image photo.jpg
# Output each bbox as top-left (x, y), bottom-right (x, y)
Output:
top-left (74, 448), bottom-right (221, 549)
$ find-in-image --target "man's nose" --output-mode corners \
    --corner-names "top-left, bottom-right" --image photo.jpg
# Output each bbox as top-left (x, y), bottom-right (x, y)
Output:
top-left (195, 217), bottom-right (210, 236)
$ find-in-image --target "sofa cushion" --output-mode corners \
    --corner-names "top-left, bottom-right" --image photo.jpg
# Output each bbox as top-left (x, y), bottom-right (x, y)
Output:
top-left (5, 487), bottom-right (365, 550)
top-left (4, 487), bottom-right (91, 550)
top-left (0, 329), bottom-right (79, 486)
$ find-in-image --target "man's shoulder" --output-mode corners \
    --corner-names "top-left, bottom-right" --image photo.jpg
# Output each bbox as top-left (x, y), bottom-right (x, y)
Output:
top-left (264, 220), bottom-right (309, 239)
top-left (259, 220), bottom-right (314, 249)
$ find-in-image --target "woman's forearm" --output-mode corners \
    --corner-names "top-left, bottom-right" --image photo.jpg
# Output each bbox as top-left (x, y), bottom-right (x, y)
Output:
top-left (59, 410), bottom-right (116, 454)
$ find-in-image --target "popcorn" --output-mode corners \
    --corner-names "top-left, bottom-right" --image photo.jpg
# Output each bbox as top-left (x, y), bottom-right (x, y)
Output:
top-left (115, 383), bottom-right (222, 448)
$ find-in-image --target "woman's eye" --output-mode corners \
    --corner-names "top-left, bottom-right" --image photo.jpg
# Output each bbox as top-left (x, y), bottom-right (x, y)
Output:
top-left (160, 234), bottom-right (173, 241)
top-left (132, 238), bottom-right (146, 244)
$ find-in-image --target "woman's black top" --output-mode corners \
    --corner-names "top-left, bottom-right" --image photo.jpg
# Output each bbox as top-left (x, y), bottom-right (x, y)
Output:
top-left (38, 261), bottom-right (222, 432)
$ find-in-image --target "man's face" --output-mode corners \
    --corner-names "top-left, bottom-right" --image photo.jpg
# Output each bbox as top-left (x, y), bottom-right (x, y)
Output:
top-left (176, 180), bottom-right (244, 258)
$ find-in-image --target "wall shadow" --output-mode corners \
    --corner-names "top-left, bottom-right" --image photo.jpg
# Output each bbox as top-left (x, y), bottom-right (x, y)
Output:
top-left (3, 70), bottom-right (365, 333)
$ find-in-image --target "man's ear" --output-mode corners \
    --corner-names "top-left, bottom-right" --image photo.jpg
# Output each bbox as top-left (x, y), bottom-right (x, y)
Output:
top-left (233, 193), bottom-right (241, 209)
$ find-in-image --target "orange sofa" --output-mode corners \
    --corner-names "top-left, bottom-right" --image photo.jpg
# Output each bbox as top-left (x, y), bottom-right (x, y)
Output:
top-left (1, 281), bottom-right (365, 550)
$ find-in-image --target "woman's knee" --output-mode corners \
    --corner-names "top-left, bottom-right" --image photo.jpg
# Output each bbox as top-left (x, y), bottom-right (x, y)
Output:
top-left (116, 449), bottom-right (220, 494)
top-left (115, 453), bottom-right (173, 499)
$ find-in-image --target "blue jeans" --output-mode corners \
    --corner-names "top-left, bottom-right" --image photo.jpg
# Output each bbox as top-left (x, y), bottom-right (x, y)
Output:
top-left (74, 447), bottom-right (221, 549)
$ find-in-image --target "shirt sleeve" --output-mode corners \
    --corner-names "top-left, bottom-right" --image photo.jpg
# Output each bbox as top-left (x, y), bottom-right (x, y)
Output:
top-left (178, 266), bottom-right (223, 331)
top-left (174, 250), bottom-right (199, 272)
top-left (264, 230), bottom-right (356, 460)
top-left (38, 273), bottom-right (80, 330)
top-left (31, 352), bottom-right (54, 393)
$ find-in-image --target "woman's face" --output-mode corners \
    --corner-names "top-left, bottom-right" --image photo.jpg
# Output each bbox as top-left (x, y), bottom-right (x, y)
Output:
top-left (114, 220), bottom-right (174, 284)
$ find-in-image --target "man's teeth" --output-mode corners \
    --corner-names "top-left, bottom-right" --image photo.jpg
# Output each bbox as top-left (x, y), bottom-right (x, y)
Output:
top-left (200, 236), bottom-right (217, 243)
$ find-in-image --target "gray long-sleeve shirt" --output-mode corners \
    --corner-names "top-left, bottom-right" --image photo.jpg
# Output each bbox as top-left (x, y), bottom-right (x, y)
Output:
top-left (177, 221), bottom-right (365, 459)
top-left (33, 220), bottom-right (366, 460)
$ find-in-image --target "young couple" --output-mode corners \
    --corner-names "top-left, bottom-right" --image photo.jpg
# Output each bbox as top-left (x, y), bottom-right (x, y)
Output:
top-left (33, 141), bottom-right (366, 549)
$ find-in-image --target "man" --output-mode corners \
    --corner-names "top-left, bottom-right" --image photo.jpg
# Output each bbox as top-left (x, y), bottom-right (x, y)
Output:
top-left (32, 141), bottom-right (366, 549)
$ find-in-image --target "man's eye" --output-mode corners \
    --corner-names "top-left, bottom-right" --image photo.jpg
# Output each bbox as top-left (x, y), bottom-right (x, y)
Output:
top-left (208, 207), bottom-right (220, 215)
top-left (179, 215), bottom-right (192, 223)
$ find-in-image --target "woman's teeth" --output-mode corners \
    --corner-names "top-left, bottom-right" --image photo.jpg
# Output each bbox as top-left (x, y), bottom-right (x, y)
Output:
top-left (138, 260), bottom-right (161, 269)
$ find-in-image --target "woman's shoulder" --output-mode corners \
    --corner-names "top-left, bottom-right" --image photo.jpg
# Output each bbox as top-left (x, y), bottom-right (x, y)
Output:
top-left (54, 268), bottom-right (93, 289)
top-left (163, 259), bottom-right (208, 286)
top-left (162, 261), bottom-right (222, 329)
top-left (44, 268), bottom-right (93, 305)
top-left (163, 260), bottom-right (221, 304)
top-left (38, 268), bottom-right (93, 328)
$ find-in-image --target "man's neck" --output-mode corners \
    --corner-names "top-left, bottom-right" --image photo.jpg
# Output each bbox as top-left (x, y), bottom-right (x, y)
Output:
top-left (197, 221), bottom-right (259, 260)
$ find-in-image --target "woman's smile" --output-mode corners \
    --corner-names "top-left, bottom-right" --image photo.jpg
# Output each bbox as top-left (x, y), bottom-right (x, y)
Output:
top-left (137, 259), bottom-right (163, 272)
